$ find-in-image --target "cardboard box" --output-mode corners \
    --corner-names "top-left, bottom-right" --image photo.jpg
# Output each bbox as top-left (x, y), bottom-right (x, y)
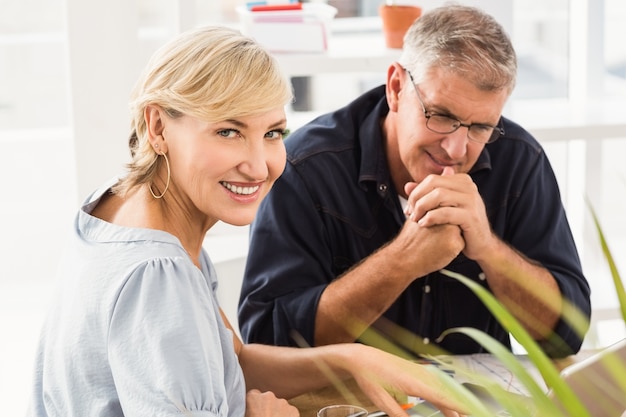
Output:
top-left (237, 3), bottom-right (338, 53)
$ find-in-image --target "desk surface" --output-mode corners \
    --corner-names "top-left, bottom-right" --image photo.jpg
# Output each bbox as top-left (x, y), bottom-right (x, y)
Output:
top-left (287, 352), bottom-right (588, 417)
top-left (289, 377), bottom-right (378, 417)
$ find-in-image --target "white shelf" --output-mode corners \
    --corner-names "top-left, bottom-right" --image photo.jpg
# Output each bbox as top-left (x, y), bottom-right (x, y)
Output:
top-left (508, 98), bottom-right (626, 142)
top-left (272, 17), bottom-right (401, 77)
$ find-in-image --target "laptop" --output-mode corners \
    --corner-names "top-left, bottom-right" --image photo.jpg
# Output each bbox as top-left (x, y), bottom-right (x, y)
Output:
top-left (547, 337), bottom-right (626, 416)
top-left (406, 338), bottom-right (626, 417)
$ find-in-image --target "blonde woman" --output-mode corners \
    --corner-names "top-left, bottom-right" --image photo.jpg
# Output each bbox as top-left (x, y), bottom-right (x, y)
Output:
top-left (27, 27), bottom-right (466, 417)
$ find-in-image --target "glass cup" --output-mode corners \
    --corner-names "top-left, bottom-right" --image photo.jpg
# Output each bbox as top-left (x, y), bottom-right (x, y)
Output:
top-left (317, 404), bottom-right (369, 417)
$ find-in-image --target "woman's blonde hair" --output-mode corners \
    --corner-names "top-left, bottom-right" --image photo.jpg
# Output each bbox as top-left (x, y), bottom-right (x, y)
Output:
top-left (399, 4), bottom-right (517, 93)
top-left (114, 26), bottom-right (293, 196)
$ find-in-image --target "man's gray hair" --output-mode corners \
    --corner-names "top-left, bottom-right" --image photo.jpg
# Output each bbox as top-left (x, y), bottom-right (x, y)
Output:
top-left (399, 4), bottom-right (517, 93)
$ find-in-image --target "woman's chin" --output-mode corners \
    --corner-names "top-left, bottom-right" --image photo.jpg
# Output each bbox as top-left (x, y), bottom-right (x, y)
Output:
top-left (218, 214), bottom-right (256, 228)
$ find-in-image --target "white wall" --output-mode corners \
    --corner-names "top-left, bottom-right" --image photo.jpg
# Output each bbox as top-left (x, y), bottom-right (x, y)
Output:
top-left (65, 0), bottom-right (141, 200)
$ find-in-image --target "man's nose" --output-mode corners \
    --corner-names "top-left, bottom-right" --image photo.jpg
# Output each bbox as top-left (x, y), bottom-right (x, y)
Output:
top-left (441, 127), bottom-right (469, 159)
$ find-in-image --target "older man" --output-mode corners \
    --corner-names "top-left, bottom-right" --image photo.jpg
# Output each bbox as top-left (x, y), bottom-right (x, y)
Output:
top-left (238, 5), bottom-right (591, 358)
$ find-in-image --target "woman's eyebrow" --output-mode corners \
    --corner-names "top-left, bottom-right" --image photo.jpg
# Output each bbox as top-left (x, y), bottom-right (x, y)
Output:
top-left (268, 118), bottom-right (288, 129)
top-left (222, 118), bottom-right (287, 131)
top-left (223, 119), bottom-right (247, 128)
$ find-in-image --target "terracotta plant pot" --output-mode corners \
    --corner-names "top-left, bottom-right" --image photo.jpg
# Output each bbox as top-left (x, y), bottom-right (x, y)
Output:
top-left (378, 4), bottom-right (422, 49)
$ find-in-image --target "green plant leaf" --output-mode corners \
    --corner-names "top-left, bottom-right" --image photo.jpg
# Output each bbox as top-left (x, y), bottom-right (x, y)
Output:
top-left (438, 327), bottom-right (560, 416)
top-left (559, 297), bottom-right (591, 346)
top-left (586, 197), bottom-right (626, 324)
top-left (356, 326), bottom-right (416, 360)
top-left (421, 364), bottom-right (495, 417)
top-left (440, 269), bottom-right (590, 417)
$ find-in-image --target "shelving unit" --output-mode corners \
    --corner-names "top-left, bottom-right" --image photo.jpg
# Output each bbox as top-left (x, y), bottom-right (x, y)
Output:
top-left (273, 18), bottom-right (400, 77)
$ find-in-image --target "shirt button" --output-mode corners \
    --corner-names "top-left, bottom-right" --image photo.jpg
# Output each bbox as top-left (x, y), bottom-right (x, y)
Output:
top-left (478, 272), bottom-right (486, 281)
top-left (378, 184), bottom-right (387, 192)
top-left (423, 337), bottom-right (430, 344)
top-left (424, 285), bottom-right (431, 293)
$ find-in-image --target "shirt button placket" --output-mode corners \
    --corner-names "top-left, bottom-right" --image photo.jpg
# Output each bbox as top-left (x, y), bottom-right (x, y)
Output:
top-left (422, 285), bottom-right (431, 345)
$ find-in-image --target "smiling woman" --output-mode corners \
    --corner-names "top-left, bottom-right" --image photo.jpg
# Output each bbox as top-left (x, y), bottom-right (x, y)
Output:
top-left (26, 26), bottom-right (293, 417)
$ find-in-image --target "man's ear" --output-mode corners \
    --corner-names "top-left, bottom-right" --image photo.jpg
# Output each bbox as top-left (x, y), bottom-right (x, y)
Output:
top-left (145, 104), bottom-right (168, 153)
top-left (385, 62), bottom-right (406, 113)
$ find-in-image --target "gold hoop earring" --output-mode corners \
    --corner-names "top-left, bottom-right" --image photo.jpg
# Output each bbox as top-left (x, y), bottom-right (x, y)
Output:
top-left (149, 152), bottom-right (171, 199)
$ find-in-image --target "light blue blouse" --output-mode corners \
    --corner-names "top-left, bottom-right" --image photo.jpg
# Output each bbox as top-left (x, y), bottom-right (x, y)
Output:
top-left (28, 181), bottom-right (246, 417)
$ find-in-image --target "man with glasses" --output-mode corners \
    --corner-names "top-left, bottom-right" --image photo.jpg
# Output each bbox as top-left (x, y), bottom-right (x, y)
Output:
top-left (238, 5), bottom-right (591, 358)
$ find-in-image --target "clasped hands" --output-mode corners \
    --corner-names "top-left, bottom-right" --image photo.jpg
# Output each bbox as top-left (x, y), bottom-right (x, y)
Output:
top-left (400, 166), bottom-right (493, 267)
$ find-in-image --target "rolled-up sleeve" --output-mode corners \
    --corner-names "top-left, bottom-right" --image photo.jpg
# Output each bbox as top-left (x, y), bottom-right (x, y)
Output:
top-left (482, 133), bottom-right (591, 357)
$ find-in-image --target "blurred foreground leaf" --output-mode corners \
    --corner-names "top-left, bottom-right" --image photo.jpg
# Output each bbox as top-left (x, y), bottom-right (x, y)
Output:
top-left (586, 198), bottom-right (626, 324)
top-left (438, 327), bottom-right (558, 416)
top-left (440, 269), bottom-right (590, 417)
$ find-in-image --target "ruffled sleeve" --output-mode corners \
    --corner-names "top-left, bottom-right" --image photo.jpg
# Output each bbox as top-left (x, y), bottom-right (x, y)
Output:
top-left (108, 256), bottom-right (245, 417)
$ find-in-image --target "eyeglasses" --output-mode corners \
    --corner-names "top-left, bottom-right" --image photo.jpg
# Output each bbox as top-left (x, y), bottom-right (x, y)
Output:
top-left (405, 69), bottom-right (504, 144)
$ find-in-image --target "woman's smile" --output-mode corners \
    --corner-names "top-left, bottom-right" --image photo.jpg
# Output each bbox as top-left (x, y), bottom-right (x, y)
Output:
top-left (220, 181), bottom-right (261, 196)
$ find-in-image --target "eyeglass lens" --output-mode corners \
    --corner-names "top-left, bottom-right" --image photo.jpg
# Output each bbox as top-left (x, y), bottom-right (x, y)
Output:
top-left (426, 115), bottom-right (498, 144)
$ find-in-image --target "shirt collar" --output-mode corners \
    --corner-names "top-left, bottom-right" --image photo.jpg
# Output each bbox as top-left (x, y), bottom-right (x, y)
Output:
top-left (470, 146), bottom-right (492, 174)
top-left (357, 86), bottom-right (391, 191)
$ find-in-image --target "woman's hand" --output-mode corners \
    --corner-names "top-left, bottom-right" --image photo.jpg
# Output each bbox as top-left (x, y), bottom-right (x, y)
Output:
top-left (346, 346), bottom-right (468, 417)
top-left (245, 389), bottom-right (300, 417)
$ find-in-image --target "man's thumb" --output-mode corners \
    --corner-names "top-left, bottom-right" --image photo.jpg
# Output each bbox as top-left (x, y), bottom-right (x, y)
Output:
top-left (442, 166), bottom-right (455, 176)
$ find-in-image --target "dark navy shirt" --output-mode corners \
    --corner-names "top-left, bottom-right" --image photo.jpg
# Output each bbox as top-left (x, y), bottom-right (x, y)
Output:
top-left (238, 85), bottom-right (591, 358)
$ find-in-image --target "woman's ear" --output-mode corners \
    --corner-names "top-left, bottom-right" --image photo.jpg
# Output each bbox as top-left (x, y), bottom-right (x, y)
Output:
top-left (385, 62), bottom-right (406, 113)
top-left (145, 105), bottom-right (167, 154)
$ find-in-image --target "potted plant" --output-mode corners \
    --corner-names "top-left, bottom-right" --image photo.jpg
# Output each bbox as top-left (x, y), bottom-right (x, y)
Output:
top-left (378, 0), bottom-right (422, 49)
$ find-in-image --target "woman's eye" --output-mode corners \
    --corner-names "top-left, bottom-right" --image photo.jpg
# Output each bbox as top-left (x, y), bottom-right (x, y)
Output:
top-left (217, 129), bottom-right (240, 139)
top-left (266, 129), bottom-right (289, 140)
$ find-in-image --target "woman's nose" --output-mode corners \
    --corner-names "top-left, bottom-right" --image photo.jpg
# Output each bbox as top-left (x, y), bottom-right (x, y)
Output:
top-left (239, 141), bottom-right (270, 179)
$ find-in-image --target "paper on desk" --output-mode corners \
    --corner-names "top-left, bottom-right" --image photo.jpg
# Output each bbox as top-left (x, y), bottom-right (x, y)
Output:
top-left (439, 354), bottom-right (547, 396)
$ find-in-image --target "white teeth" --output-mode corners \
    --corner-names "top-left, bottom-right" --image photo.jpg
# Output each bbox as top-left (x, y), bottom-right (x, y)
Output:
top-left (221, 182), bottom-right (259, 195)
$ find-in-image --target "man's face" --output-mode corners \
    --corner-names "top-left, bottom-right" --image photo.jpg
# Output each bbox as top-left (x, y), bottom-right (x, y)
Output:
top-left (387, 67), bottom-right (509, 194)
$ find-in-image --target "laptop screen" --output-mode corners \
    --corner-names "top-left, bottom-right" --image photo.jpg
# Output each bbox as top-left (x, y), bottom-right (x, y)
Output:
top-left (548, 338), bottom-right (626, 416)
